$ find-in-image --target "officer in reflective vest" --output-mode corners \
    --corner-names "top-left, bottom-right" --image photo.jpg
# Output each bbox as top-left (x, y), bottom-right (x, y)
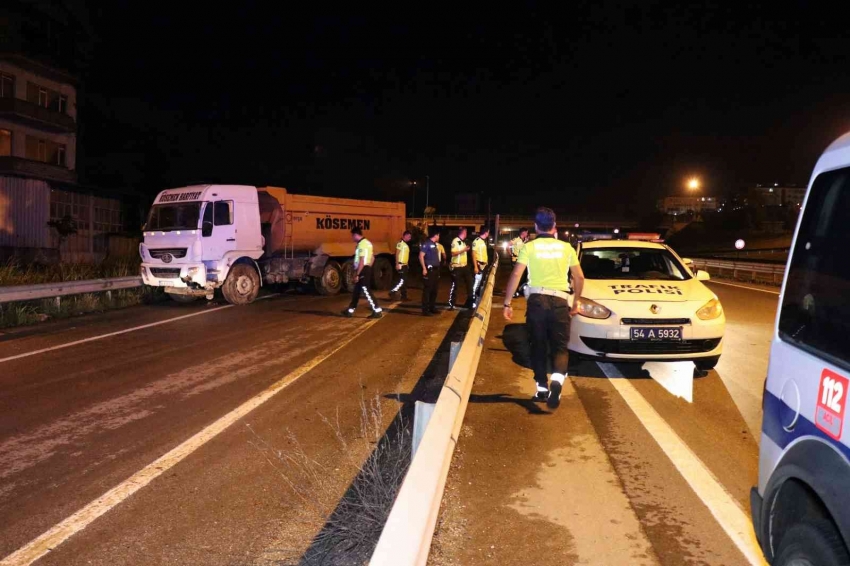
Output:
top-left (471, 227), bottom-right (490, 305)
top-left (341, 227), bottom-right (383, 319)
top-left (389, 230), bottom-right (412, 301)
top-left (448, 227), bottom-right (473, 310)
top-left (419, 226), bottom-right (442, 316)
top-left (510, 227), bottom-right (530, 297)
top-left (504, 207), bottom-right (585, 409)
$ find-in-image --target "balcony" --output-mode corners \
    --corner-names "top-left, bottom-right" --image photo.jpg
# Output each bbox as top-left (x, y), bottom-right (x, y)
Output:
top-left (0, 97), bottom-right (76, 133)
top-left (0, 156), bottom-right (76, 183)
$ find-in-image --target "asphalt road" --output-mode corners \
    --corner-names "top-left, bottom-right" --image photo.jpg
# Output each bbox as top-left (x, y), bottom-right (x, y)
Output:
top-left (430, 279), bottom-right (779, 566)
top-left (0, 279), bottom-right (472, 566)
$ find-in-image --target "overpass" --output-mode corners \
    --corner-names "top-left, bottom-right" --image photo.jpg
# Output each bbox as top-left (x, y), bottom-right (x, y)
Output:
top-left (407, 214), bottom-right (639, 233)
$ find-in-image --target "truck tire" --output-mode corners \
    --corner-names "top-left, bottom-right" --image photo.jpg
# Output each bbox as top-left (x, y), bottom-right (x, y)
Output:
top-left (167, 293), bottom-right (198, 304)
top-left (314, 261), bottom-right (342, 295)
top-left (221, 263), bottom-right (260, 305)
top-left (341, 260), bottom-right (356, 292)
top-left (775, 519), bottom-right (850, 566)
top-left (372, 257), bottom-right (393, 290)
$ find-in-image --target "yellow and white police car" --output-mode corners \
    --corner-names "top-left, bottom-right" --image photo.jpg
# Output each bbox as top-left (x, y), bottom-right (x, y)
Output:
top-left (569, 240), bottom-right (725, 370)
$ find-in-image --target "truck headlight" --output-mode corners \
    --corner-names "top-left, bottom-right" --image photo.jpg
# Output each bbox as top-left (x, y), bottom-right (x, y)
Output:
top-left (140, 266), bottom-right (147, 277)
top-left (187, 267), bottom-right (200, 277)
top-left (696, 298), bottom-right (723, 320)
top-left (576, 297), bottom-right (611, 319)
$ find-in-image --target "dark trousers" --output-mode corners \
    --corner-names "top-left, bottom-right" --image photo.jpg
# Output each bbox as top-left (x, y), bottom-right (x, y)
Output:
top-left (448, 265), bottom-right (473, 307)
top-left (391, 265), bottom-right (409, 298)
top-left (348, 266), bottom-right (381, 313)
top-left (421, 265), bottom-right (440, 312)
top-left (526, 294), bottom-right (571, 387)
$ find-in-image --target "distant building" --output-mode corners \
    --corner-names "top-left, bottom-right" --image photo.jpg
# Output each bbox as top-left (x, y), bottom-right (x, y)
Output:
top-left (656, 195), bottom-right (719, 215)
top-left (0, 2), bottom-right (130, 263)
top-left (751, 184), bottom-right (806, 207)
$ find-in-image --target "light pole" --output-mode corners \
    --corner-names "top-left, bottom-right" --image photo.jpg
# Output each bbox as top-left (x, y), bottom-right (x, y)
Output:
top-left (425, 175), bottom-right (430, 212)
top-left (687, 177), bottom-right (701, 192)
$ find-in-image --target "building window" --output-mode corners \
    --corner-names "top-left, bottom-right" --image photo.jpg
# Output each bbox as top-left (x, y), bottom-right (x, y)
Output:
top-left (37, 139), bottom-right (46, 161)
top-left (0, 73), bottom-right (13, 98)
top-left (38, 88), bottom-right (48, 108)
top-left (0, 129), bottom-right (10, 157)
top-left (58, 95), bottom-right (67, 114)
top-left (56, 145), bottom-right (65, 166)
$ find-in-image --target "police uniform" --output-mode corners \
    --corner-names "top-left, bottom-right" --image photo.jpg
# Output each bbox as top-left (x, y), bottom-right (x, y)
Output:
top-left (344, 238), bottom-right (382, 317)
top-left (515, 234), bottom-right (578, 404)
top-left (471, 235), bottom-right (489, 303)
top-left (390, 238), bottom-right (410, 300)
top-left (420, 238), bottom-right (441, 315)
top-left (510, 234), bottom-right (529, 296)
top-left (448, 235), bottom-right (473, 309)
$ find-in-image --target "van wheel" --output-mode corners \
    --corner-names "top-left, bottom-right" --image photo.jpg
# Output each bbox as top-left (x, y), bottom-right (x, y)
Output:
top-left (695, 356), bottom-right (720, 371)
top-left (341, 260), bottom-right (357, 292)
top-left (221, 264), bottom-right (260, 305)
top-left (372, 258), bottom-right (393, 290)
top-left (167, 293), bottom-right (198, 304)
top-left (314, 261), bottom-right (342, 295)
top-left (775, 519), bottom-right (850, 566)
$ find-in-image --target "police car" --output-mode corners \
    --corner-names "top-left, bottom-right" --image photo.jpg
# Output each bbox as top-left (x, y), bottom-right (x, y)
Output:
top-left (752, 132), bottom-right (850, 565)
top-left (569, 240), bottom-right (725, 370)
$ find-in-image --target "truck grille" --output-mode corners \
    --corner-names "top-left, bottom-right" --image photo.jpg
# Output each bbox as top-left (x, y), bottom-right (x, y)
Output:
top-left (149, 268), bottom-right (181, 279)
top-left (581, 337), bottom-right (721, 355)
top-left (149, 248), bottom-right (187, 259)
top-left (621, 318), bottom-right (691, 325)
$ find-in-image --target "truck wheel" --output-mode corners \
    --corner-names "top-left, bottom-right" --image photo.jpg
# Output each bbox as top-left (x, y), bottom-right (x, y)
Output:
top-left (167, 293), bottom-right (198, 304)
top-left (775, 519), bottom-right (850, 566)
top-left (372, 258), bottom-right (393, 290)
top-left (221, 264), bottom-right (260, 305)
top-left (341, 260), bottom-right (356, 292)
top-left (314, 261), bottom-right (342, 295)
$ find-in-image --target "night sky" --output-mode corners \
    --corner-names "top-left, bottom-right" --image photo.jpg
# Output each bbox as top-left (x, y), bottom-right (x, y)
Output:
top-left (78, 2), bottom-right (850, 216)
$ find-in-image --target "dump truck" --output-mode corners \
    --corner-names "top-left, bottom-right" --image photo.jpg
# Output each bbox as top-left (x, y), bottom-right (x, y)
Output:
top-left (139, 185), bottom-right (406, 304)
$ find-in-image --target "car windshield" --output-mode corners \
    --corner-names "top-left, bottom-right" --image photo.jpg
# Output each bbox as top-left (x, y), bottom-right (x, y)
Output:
top-left (580, 247), bottom-right (691, 281)
top-left (146, 203), bottom-right (202, 231)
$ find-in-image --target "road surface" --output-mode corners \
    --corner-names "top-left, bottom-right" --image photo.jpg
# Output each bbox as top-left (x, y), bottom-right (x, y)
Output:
top-left (430, 280), bottom-right (779, 565)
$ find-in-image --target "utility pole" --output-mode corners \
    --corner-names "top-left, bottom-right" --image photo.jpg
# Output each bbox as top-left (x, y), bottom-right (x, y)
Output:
top-left (426, 175), bottom-right (430, 211)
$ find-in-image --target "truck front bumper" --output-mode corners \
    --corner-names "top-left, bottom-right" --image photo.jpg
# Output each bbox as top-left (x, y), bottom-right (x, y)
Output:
top-left (141, 262), bottom-right (208, 291)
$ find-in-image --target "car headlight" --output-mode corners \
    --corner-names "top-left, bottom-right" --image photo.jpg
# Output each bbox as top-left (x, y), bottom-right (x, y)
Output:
top-left (187, 267), bottom-right (200, 277)
top-left (696, 298), bottom-right (723, 320)
top-left (576, 297), bottom-right (612, 319)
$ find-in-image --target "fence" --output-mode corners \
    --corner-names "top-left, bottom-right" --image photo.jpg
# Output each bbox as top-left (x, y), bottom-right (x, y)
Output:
top-left (691, 258), bottom-right (786, 285)
top-left (370, 258), bottom-right (499, 566)
top-left (0, 276), bottom-right (142, 305)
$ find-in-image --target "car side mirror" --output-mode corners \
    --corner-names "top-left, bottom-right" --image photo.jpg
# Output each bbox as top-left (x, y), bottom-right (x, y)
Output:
top-left (696, 270), bottom-right (711, 281)
top-left (202, 220), bottom-right (213, 237)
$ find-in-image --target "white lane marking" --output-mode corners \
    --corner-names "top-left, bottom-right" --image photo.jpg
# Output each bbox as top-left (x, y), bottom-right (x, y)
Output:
top-left (0, 311), bottom-right (384, 566)
top-left (706, 280), bottom-right (780, 295)
top-left (597, 362), bottom-right (767, 566)
top-left (0, 294), bottom-right (282, 365)
top-left (642, 361), bottom-right (694, 403)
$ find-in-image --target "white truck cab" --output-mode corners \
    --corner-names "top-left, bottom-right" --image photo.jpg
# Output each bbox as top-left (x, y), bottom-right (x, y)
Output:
top-left (140, 185), bottom-right (264, 304)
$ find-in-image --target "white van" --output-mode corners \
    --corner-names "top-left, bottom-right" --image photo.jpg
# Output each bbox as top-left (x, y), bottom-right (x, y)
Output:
top-left (752, 132), bottom-right (850, 564)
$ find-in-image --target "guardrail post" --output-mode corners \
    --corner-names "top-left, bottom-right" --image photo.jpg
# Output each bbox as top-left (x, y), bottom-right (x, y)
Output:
top-left (54, 296), bottom-right (61, 309)
top-left (106, 290), bottom-right (112, 303)
top-left (412, 401), bottom-right (436, 460)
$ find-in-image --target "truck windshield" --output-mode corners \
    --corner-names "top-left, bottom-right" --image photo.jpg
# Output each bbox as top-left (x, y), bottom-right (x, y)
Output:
top-left (146, 203), bottom-right (202, 231)
top-left (580, 247), bottom-right (690, 281)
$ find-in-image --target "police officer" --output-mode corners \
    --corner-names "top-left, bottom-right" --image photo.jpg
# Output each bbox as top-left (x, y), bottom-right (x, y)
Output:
top-left (471, 227), bottom-right (490, 305)
top-left (448, 227), bottom-right (473, 310)
top-left (389, 230), bottom-right (412, 301)
top-left (510, 227), bottom-right (530, 297)
top-left (341, 227), bottom-right (383, 319)
top-left (504, 208), bottom-right (585, 409)
top-left (419, 226), bottom-right (441, 316)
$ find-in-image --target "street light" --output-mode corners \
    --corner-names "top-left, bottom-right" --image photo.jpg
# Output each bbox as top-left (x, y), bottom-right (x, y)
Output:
top-left (687, 177), bottom-right (700, 191)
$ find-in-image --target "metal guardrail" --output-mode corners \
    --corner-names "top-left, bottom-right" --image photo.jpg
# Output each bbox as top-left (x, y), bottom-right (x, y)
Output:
top-left (692, 258), bottom-right (786, 284)
top-left (370, 258), bottom-right (499, 566)
top-left (0, 276), bottom-right (142, 304)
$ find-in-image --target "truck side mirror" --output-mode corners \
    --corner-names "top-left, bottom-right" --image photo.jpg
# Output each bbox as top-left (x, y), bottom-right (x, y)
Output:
top-left (202, 220), bottom-right (213, 237)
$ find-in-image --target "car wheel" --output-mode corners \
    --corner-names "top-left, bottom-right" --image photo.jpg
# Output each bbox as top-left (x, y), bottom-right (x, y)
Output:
top-left (695, 356), bottom-right (720, 371)
top-left (775, 519), bottom-right (850, 566)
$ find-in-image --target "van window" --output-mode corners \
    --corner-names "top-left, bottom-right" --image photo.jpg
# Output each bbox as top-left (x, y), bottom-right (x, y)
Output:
top-left (214, 201), bottom-right (233, 226)
top-left (778, 167), bottom-right (850, 368)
